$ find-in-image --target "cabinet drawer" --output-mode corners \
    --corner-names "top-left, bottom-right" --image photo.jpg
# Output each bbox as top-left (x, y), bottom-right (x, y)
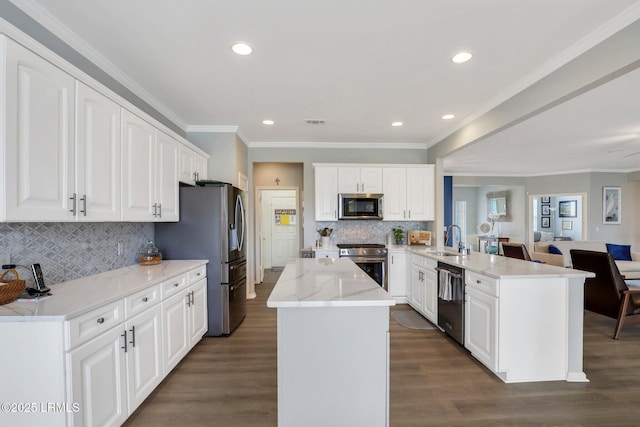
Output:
top-left (161, 273), bottom-right (188, 299)
top-left (411, 254), bottom-right (436, 270)
top-left (66, 300), bottom-right (125, 350)
top-left (465, 271), bottom-right (498, 297)
top-left (188, 265), bottom-right (207, 283)
top-left (125, 284), bottom-right (161, 318)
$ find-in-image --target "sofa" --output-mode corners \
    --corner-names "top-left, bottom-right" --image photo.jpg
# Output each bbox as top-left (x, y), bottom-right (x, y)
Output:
top-left (532, 240), bottom-right (640, 279)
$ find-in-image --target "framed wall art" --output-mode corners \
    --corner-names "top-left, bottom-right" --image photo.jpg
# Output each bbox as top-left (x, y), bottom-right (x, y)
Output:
top-left (558, 200), bottom-right (577, 218)
top-left (562, 220), bottom-right (573, 230)
top-left (542, 205), bottom-right (550, 215)
top-left (603, 186), bottom-right (621, 224)
top-left (541, 217), bottom-right (550, 228)
top-left (541, 196), bottom-right (550, 203)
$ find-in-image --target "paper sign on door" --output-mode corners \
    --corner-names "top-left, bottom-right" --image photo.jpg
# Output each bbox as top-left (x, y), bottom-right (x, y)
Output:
top-left (275, 209), bottom-right (296, 225)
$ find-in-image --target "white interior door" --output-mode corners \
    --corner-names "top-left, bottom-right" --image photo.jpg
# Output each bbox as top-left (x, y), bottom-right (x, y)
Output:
top-left (260, 189), bottom-right (298, 269)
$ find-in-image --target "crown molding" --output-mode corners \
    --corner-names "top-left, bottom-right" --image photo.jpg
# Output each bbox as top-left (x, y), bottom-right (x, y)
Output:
top-left (185, 125), bottom-right (240, 133)
top-left (7, 0), bottom-right (188, 130)
top-left (448, 167), bottom-right (640, 178)
top-left (247, 141), bottom-right (428, 150)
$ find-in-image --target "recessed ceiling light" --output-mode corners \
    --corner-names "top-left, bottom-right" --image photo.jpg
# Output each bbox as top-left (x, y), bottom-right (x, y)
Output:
top-left (231, 42), bottom-right (253, 56)
top-left (442, 114), bottom-right (455, 120)
top-left (451, 51), bottom-right (473, 64)
top-left (392, 121), bottom-right (403, 127)
top-left (262, 119), bottom-right (274, 125)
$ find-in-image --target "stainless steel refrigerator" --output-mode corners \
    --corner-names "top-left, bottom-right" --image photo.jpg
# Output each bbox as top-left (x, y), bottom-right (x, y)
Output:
top-left (155, 183), bottom-right (246, 336)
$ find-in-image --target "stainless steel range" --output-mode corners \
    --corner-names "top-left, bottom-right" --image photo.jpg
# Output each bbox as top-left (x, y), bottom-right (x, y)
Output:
top-left (337, 243), bottom-right (388, 291)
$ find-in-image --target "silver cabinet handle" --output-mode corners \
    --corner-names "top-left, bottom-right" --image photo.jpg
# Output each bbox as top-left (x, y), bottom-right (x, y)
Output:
top-left (69, 193), bottom-right (77, 215)
top-left (152, 203), bottom-right (157, 217)
top-left (158, 203), bottom-right (162, 218)
top-left (121, 330), bottom-right (128, 353)
top-left (80, 194), bottom-right (87, 216)
top-left (190, 290), bottom-right (195, 305)
top-left (129, 325), bottom-right (136, 348)
top-left (142, 297), bottom-right (148, 302)
top-left (186, 293), bottom-right (191, 307)
top-left (96, 317), bottom-right (105, 324)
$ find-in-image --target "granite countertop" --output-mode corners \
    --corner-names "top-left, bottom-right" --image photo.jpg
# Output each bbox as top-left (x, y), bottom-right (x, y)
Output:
top-left (267, 258), bottom-right (396, 308)
top-left (0, 260), bottom-right (208, 322)
top-left (407, 246), bottom-right (593, 279)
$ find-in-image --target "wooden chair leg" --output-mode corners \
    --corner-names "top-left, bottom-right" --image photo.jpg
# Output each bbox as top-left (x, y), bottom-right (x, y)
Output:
top-left (614, 292), bottom-right (632, 340)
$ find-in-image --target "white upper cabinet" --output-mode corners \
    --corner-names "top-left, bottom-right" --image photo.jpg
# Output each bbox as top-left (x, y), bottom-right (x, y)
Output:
top-left (382, 168), bottom-right (407, 221)
top-left (194, 153), bottom-right (208, 182)
top-left (383, 165), bottom-right (434, 221)
top-left (179, 146), bottom-right (208, 185)
top-left (122, 109), bottom-right (156, 221)
top-left (338, 167), bottom-right (382, 194)
top-left (1, 35), bottom-right (203, 224)
top-left (122, 111), bottom-right (179, 222)
top-left (75, 81), bottom-right (122, 221)
top-left (155, 130), bottom-right (179, 221)
top-left (314, 166), bottom-right (338, 221)
top-left (2, 36), bottom-right (75, 221)
top-left (406, 166), bottom-right (435, 221)
top-left (179, 145), bottom-right (196, 185)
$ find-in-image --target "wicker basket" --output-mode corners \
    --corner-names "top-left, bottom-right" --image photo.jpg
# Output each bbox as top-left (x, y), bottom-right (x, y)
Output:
top-left (0, 269), bottom-right (26, 305)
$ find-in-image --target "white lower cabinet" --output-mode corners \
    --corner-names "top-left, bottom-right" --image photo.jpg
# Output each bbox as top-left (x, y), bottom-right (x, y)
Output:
top-left (465, 286), bottom-right (498, 371)
top-left (163, 289), bottom-right (190, 373)
top-left (464, 270), bottom-right (570, 382)
top-left (0, 263), bottom-right (211, 427)
top-left (68, 326), bottom-right (128, 427)
top-left (125, 304), bottom-right (164, 414)
top-left (188, 278), bottom-right (208, 347)
top-left (163, 277), bottom-right (208, 374)
top-left (388, 250), bottom-right (407, 299)
top-left (409, 254), bottom-right (437, 324)
top-left (67, 303), bottom-right (163, 427)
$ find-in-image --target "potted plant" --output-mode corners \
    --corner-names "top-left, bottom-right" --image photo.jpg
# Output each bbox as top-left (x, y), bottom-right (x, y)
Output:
top-left (392, 227), bottom-right (405, 245)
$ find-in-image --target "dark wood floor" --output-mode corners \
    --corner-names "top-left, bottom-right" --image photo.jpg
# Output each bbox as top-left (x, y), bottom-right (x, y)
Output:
top-left (125, 270), bottom-right (640, 426)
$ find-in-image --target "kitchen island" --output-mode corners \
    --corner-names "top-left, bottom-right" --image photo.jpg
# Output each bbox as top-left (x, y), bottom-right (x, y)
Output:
top-left (267, 257), bottom-right (395, 427)
top-left (405, 247), bottom-right (593, 383)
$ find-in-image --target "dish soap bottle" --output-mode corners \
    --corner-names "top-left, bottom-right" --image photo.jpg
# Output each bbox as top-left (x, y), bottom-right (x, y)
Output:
top-left (137, 240), bottom-right (162, 265)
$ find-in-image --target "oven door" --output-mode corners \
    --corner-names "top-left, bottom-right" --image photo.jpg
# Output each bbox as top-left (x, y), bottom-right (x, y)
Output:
top-left (346, 256), bottom-right (388, 291)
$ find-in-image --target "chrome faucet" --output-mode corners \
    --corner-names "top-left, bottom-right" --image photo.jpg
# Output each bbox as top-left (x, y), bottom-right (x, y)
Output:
top-left (445, 224), bottom-right (465, 253)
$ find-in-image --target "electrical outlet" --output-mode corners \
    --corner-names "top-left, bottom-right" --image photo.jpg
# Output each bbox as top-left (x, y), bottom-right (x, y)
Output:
top-left (117, 241), bottom-right (124, 256)
top-left (0, 251), bottom-right (10, 266)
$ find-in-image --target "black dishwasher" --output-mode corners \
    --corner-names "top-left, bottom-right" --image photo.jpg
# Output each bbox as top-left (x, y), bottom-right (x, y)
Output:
top-left (436, 262), bottom-right (465, 345)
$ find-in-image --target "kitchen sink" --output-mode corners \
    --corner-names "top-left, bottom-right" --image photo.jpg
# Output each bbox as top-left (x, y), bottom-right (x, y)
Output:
top-left (432, 251), bottom-right (460, 257)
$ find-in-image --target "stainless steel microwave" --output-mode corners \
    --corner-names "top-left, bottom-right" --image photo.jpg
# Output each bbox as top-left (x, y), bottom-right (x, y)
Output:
top-left (338, 193), bottom-right (383, 220)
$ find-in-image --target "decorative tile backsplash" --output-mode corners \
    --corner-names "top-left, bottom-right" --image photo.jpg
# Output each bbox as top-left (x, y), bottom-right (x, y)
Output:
top-left (315, 221), bottom-right (433, 246)
top-left (0, 223), bottom-right (153, 287)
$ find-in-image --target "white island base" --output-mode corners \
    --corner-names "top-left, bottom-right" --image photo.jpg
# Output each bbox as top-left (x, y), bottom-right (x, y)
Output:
top-left (267, 258), bottom-right (395, 427)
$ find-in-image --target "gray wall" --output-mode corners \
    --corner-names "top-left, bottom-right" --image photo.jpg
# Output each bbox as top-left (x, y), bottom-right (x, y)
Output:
top-left (254, 162), bottom-right (304, 188)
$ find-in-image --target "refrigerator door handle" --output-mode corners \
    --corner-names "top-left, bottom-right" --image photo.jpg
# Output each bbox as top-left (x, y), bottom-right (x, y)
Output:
top-left (236, 194), bottom-right (245, 251)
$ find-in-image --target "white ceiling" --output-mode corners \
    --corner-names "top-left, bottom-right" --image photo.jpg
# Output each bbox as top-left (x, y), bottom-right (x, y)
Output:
top-left (8, 0), bottom-right (640, 175)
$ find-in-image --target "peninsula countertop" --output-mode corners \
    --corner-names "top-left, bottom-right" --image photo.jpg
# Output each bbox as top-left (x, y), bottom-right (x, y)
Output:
top-left (0, 260), bottom-right (208, 321)
top-left (267, 258), bottom-right (396, 308)
top-left (401, 245), bottom-right (594, 280)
